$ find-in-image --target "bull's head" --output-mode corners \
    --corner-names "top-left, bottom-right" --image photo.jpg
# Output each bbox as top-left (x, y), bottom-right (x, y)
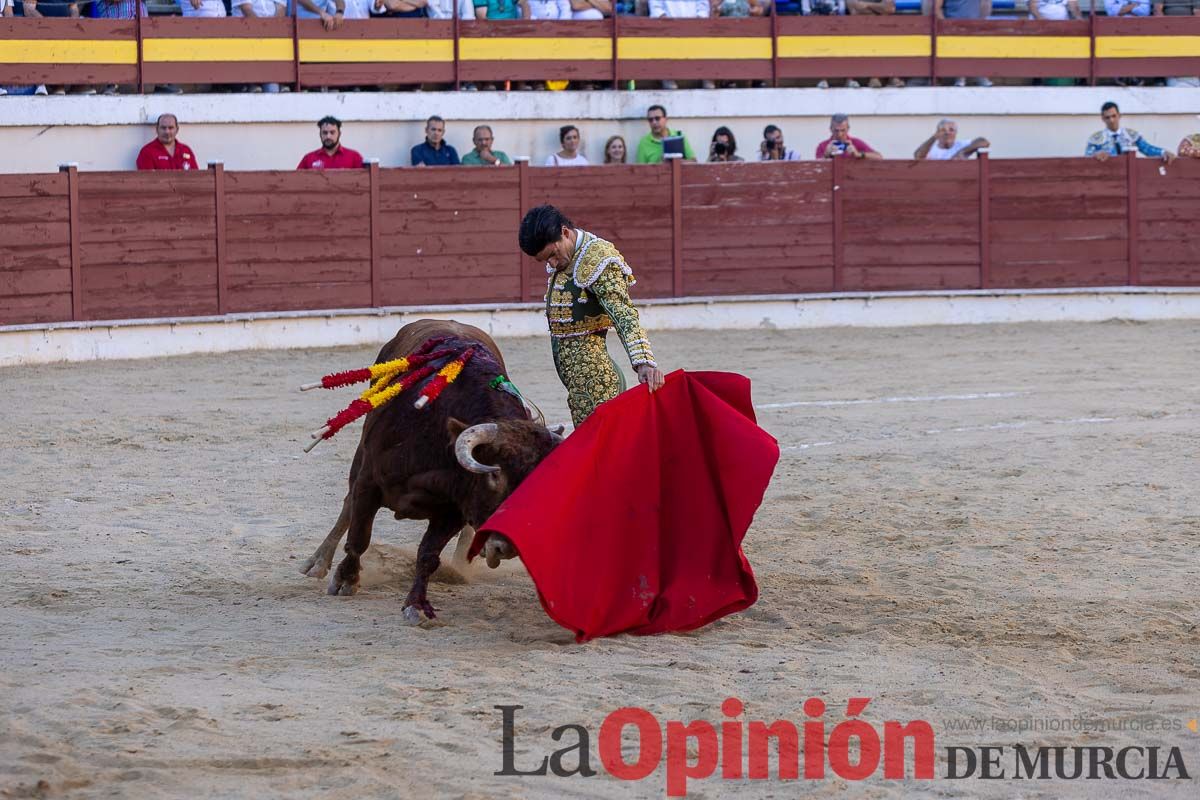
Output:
top-left (447, 418), bottom-right (563, 527)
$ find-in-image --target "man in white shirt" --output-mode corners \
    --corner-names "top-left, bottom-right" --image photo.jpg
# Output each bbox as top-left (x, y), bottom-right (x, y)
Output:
top-left (914, 119), bottom-right (990, 161)
top-left (1030, 0), bottom-right (1081, 18)
top-left (648, 0), bottom-right (713, 89)
top-left (180, 0), bottom-right (227, 17)
top-left (528, 0), bottom-right (572, 15)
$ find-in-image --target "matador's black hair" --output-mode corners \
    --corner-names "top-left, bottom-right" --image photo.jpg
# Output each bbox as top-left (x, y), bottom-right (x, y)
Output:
top-left (519, 205), bottom-right (573, 258)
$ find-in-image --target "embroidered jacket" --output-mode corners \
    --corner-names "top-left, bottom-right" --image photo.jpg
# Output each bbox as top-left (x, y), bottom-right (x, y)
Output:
top-left (544, 229), bottom-right (656, 368)
top-left (1085, 127), bottom-right (1164, 158)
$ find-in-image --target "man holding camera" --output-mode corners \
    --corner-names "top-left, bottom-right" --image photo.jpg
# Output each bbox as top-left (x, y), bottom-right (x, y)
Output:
top-left (816, 113), bottom-right (883, 160)
top-left (759, 125), bottom-right (800, 162)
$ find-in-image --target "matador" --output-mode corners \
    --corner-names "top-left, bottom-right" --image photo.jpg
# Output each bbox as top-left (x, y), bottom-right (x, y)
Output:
top-left (519, 204), bottom-right (665, 426)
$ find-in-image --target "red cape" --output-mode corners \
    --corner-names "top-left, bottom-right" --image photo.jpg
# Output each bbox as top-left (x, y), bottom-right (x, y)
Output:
top-left (470, 370), bottom-right (779, 642)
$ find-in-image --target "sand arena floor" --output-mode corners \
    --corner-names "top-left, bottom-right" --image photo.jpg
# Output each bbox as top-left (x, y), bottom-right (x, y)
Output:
top-left (1, 321), bottom-right (1198, 799)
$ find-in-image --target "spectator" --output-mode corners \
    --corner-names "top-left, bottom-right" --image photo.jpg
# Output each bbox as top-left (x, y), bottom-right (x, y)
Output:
top-left (21, 0), bottom-right (83, 95)
top-left (935, 0), bottom-right (993, 88)
top-left (636, 105), bottom-right (697, 163)
top-left (805, 0), bottom-right (862, 89)
top-left (298, 0), bottom-right (345, 31)
top-left (847, 0), bottom-right (903, 87)
top-left (648, 0), bottom-right (714, 89)
top-left (412, 116), bottom-right (461, 165)
top-left (93, 0), bottom-right (146, 17)
top-left (570, 0), bottom-right (611, 16)
top-left (1030, 0), bottom-right (1080, 18)
top-left (1105, 0), bottom-right (1151, 85)
top-left (759, 124), bottom-right (800, 161)
top-left (462, 125), bottom-right (513, 165)
top-left (92, 1), bottom-right (147, 95)
top-left (914, 119), bottom-right (990, 160)
top-left (426, 0), bottom-right (477, 17)
top-left (21, 0), bottom-right (80, 16)
top-left (709, 126), bottom-right (744, 162)
top-left (1179, 132), bottom-right (1200, 159)
top-left (529, 0), bottom-right (572, 16)
top-left (816, 113), bottom-right (883, 160)
top-left (716, 0), bottom-right (770, 87)
top-left (1086, 102), bottom-right (1175, 163)
top-left (604, 135), bottom-right (628, 164)
top-left (474, 0), bottom-right (526, 88)
top-left (546, 125), bottom-right (590, 166)
top-left (373, 0), bottom-right (426, 14)
top-left (180, 0), bottom-right (227, 17)
top-left (233, 0), bottom-right (286, 93)
top-left (297, 116), bottom-right (365, 170)
top-left (1105, 0), bottom-right (1151, 15)
top-left (475, 0), bottom-right (523, 18)
top-left (136, 114), bottom-right (199, 171)
top-left (1154, 0), bottom-right (1200, 88)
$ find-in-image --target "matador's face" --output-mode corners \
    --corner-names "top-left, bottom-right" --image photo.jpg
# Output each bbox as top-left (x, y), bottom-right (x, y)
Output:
top-left (535, 226), bottom-right (576, 271)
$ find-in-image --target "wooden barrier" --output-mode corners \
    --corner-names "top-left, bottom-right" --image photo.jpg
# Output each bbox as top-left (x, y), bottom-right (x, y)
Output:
top-left (141, 17), bottom-right (295, 88)
top-left (3, 157), bottom-right (1200, 326)
top-left (3, 17), bottom-right (1199, 87)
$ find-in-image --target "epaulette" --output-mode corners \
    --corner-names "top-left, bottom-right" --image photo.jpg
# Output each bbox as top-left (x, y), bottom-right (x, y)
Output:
top-left (1088, 130), bottom-right (1107, 145)
top-left (572, 234), bottom-right (628, 289)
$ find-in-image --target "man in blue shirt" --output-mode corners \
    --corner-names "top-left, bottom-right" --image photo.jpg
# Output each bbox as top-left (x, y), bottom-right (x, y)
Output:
top-left (1086, 102), bottom-right (1176, 163)
top-left (411, 116), bottom-right (461, 166)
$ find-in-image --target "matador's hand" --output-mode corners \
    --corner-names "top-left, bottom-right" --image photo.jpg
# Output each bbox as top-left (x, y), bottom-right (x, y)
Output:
top-left (636, 364), bottom-right (665, 393)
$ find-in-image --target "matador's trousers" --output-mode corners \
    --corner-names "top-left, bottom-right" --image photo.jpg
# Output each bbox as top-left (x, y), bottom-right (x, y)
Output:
top-left (551, 330), bottom-right (627, 426)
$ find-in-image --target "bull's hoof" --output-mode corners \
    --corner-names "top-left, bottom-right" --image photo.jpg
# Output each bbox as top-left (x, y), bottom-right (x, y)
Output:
top-left (326, 572), bottom-right (358, 596)
top-left (402, 603), bottom-right (437, 623)
top-left (301, 555), bottom-right (329, 579)
top-left (483, 535), bottom-right (517, 569)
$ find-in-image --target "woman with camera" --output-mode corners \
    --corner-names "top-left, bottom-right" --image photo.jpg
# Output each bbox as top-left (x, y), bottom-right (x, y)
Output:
top-left (708, 127), bottom-right (744, 163)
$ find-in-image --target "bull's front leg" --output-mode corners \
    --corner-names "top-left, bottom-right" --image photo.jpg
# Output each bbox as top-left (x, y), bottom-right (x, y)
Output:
top-left (328, 483), bottom-right (381, 597)
top-left (403, 511), bottom-right (463, 623)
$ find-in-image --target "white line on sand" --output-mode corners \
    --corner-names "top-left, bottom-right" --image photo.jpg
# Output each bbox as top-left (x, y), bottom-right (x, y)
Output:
top-left (757, 391), bottom-right (1026, 411)
top-left (778, 413), bottom-right (1192, 453)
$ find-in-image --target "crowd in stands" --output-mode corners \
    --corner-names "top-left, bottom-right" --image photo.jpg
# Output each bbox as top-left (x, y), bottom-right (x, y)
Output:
top-left (135, 102), bottom-right (1196, 172)
top-left (2, 0), bottom-right (1198, 94)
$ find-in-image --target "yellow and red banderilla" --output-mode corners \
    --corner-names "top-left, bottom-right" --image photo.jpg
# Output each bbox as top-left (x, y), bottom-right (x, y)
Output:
top-left (300, 338), bottom-right (477, 452)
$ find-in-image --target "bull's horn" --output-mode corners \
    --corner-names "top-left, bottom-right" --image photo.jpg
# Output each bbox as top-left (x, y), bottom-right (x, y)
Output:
top-left (547, 423), bottom-right (566, 441)
top-left (455, 423), bottom-right (501, 474)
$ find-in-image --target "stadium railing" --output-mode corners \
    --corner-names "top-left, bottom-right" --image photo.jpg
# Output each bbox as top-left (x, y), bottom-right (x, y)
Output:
top-left (3, 155), bottom-right (1198, 326)
top-left (1, 11), bottom-right (1198, 90)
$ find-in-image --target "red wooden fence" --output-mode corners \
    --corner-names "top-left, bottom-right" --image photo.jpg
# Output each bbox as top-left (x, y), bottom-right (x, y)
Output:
top-left (2, 155), bottom-right (1199, 327)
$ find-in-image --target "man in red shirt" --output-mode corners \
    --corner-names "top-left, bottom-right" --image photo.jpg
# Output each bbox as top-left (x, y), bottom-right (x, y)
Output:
top-left (816, 113), bottom-right (884, 160)
top-left (297, 116), bottom-right (364, 170)
top-left (135, 114), bottom-right (199, 171)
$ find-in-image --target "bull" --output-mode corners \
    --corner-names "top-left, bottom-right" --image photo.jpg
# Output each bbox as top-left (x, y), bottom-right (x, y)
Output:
top-left (299, 319), bottom-right (560, 621)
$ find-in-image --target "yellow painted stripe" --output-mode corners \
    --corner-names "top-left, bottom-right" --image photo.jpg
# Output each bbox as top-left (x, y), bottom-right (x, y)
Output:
top-left (0, 40), bottom-right (137, 65)
top-left (618, 37), bottom-right (772, 61)
top-left (777, 35), bottom-right (930, 59)
top-left (143, 38), bottom-right (293, 63)
top-left (938, 36), bottom-right (1090, 60)
top-left (1096, 36), bottom-right (1200, 59)
top-left (459, 37), bottom-right (610, 62)
top-left (300, 38), bottom-right (454, 63)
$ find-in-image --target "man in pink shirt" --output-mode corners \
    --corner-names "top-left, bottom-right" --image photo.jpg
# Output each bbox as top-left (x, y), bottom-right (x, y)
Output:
top-left (816, 113), bottom-right (883, 160)
top-left (297, 116), bottom-right (365, 170)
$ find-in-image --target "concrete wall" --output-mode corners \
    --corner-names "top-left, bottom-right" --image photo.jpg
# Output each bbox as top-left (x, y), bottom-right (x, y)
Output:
top-left (1, 87), bottom-right (1198, 174)
top-left (5, 288), bottom-right (1200, 367)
